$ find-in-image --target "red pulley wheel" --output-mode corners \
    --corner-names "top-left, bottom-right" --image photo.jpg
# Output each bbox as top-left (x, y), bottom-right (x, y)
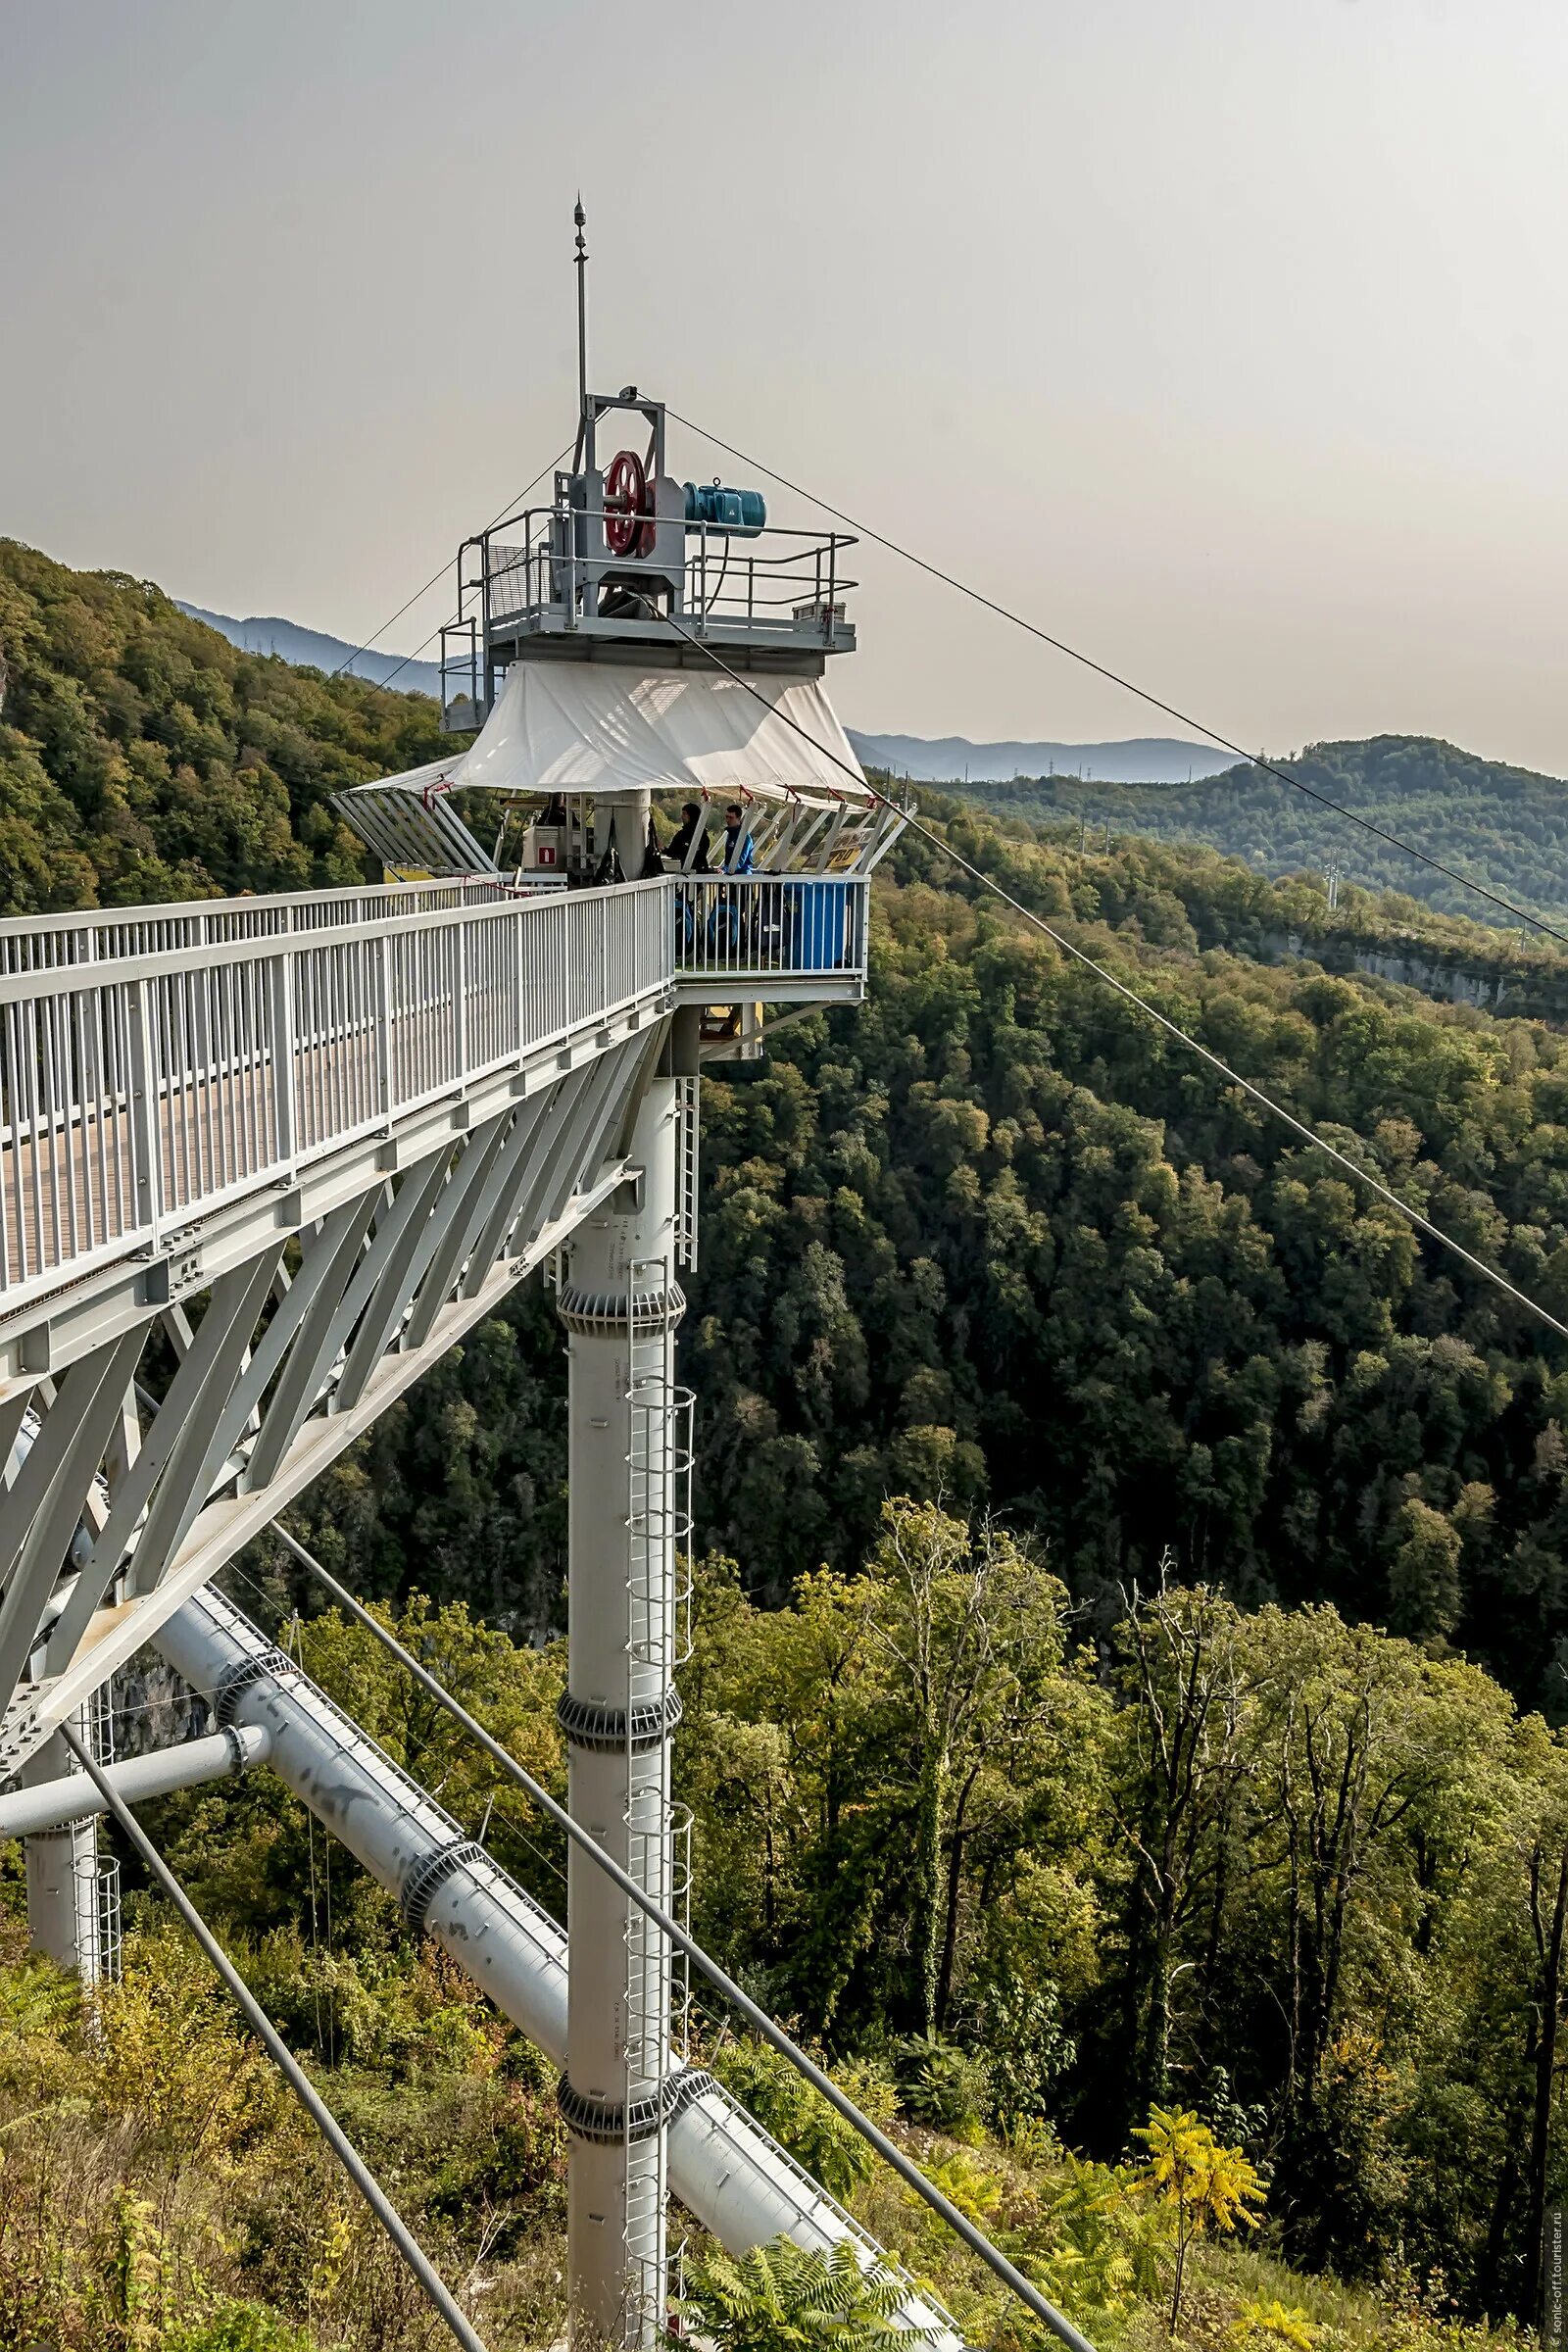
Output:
top-left (604, 448), bottom-right (654, 558)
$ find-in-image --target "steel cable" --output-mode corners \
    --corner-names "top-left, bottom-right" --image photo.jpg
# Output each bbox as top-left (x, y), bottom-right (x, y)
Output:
top-left (665, 406), bottom-right (1568, 950)
top-left (658, 612), bottom-right (1568, 1348)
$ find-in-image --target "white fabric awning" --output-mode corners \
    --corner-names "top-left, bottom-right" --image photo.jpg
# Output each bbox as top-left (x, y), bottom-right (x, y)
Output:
top-left (339, 663), bottom-right (871, 817)
top-left (456, 662), bottom-right (869, 808)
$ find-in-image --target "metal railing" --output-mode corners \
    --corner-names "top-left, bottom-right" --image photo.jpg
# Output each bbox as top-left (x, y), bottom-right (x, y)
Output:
top-left (468, 508), bottom-right (858, 649)
top-left (672, 874), bottom-right (864, 985)
top-left (0, 877), bottom-right (509, 975)
top-left (0, 875), bottom-right (867, 1309)
top-left (0, 881), bottom-right (670, 1306)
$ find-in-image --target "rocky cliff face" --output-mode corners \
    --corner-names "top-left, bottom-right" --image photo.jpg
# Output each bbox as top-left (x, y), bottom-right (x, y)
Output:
top-left (1262, 927), bottom-right (1568, 1022)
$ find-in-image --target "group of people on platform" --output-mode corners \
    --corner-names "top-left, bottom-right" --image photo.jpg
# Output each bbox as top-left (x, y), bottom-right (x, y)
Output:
top-left (661, 801), bottom-right (754, 876)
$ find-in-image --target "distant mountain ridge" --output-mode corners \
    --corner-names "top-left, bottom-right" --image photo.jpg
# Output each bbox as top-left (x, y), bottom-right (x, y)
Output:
top-left (953, 732), bottom-right (1568, 927)
top-left (170, 602), bottom-right (1559, 928)
top-left (847, 728), bottom-right (1233, 783)
top-left (178, 603), bottom-right (1231, 784)
top-left (175, 603), bottom-right (445, 700)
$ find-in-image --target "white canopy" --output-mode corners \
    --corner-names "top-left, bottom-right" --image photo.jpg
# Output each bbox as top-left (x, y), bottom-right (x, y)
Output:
top-left (340, 663), bottom-right (869, 817)
top-left (456, 662), bottom-right (870, 807)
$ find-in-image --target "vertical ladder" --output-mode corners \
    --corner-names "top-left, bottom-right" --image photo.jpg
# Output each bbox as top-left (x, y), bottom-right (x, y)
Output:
top-left (673, 1078), bottom-right (699, 1273)
top-left (622, 1256), bottom-right (695, 2332)
top-left (82, 1677), bottom-right (122, 1985)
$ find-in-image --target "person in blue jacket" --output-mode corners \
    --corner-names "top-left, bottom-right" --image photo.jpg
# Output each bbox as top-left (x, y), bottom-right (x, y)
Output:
top-left (714, 800), bottom-right (757, 957)
top-left (719, 802), bottom-right (756, 873)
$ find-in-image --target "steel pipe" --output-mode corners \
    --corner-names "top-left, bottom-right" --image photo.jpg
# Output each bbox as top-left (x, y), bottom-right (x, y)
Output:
top-left (152, 1586), bottom-right (962, 2352)
top-left (0, 1724), bottom-right (270, 1839)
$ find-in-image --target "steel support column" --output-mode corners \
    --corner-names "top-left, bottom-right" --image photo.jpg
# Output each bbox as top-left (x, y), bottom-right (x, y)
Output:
top-left (557, 1063), bottom-right (683, 2351)
top-left (23, 1709), bottom-right (104, 1982)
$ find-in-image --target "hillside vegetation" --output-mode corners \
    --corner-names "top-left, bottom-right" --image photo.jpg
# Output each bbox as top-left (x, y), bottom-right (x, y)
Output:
top-left (0, 539), bottom-right (440, 911)
top-left (4, 1561), bottom-right (1553, 2348)
top-left (954, 736), bottom-right (1568, 926)
top-left (7, 554), bottom-right (1568, 2343)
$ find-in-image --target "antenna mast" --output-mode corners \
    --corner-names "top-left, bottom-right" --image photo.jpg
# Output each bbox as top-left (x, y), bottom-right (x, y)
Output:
top-left (573, 196), bottom-right (589, 467)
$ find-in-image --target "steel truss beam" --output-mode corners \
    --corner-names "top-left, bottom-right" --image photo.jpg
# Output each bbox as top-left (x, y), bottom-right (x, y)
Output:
top-left (0, 1026), bottom-right (660, 1779)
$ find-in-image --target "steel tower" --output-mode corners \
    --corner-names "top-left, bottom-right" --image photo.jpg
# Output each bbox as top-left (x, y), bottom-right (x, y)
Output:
top-left (0, 266), bottom-right (908, 2347)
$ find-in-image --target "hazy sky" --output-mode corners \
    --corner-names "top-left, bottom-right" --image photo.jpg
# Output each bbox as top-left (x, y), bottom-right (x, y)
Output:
top-left (3, 0), bottom-right (1567, 768)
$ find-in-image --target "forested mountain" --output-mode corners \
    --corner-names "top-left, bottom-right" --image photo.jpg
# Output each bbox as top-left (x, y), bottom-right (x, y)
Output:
top-left (0, 539), bottom-right (437, 912)
top-left (176, 599), bottom-right (446, 700)
top-left (956, 734), bottom-right (1568, 924)
top-left (8, 541), bottom-right (1568, 1699)
top-left (11, 548), bottom-right (1568, 2343)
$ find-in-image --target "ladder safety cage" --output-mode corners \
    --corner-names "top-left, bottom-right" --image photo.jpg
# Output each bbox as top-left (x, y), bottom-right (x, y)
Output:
top-left (622, 1251), bottom-right (695, 2333)
top-left (74, 1848), bottom-right (122, 1986)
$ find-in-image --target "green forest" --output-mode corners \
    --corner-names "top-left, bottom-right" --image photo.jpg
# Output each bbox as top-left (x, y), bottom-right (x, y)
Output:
top-left (954, 736), bottom-right (1568, 927)
top-left (9, 543), bottom-right (1568, 2348)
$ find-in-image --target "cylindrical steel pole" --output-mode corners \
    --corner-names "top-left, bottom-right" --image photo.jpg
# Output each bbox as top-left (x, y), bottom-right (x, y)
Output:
top-left (23, 1708), bottom-right (103, 1982)
top-left (149, 1583), bottom-right (964, 2351)
top-left (0, 1724), bottom-right (270, 1838)
top-left (557, 1068), bottom-right (681, 2351)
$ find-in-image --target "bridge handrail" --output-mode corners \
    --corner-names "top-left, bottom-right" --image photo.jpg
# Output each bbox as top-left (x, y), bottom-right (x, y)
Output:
top-left (0, 876), bottom-right (510, 974)
top-left (0, 880), bottom-right (671, 1309)
top-left (0, 876), bottom-right (869, 1311)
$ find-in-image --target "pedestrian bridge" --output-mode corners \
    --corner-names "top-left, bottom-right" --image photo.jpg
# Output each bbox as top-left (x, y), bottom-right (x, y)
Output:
top-left (0, 870), bottom-right (868, 1777)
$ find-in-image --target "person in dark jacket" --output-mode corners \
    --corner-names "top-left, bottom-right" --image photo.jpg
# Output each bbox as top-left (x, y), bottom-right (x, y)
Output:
top-left (665, 802), bottom-right (710, 872)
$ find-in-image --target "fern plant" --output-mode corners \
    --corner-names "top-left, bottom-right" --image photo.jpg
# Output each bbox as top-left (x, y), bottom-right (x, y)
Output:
top-left (680, 2234), bottom-right (920, 2352)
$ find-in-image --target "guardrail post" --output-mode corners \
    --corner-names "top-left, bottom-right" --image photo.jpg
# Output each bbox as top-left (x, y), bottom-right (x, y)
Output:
top-left (270, 953), bottom-right (297, 1170)
top-left (455, 922), bottom-right (469, 1080)
top-left (128, 979), bottom-right (163, 1247)
top-left (375, 936), bottom-right (393, 1115)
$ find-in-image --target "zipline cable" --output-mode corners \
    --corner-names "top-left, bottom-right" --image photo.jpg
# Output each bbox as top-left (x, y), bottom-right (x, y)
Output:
top-left (666, 406), bottom-right (1568, 952)
top-left (660, 612), bottom-right (1568, 1349)
top-left (269, 1525), bottom-right (1096, 2352)
top-left (58, 1723), bottom-right (489, 2352)
top-left (327, 445), bottom-right (573, 682)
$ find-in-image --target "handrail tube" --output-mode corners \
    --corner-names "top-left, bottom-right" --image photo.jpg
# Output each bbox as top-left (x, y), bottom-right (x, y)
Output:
top-left (0, 876), bottom-right (508, 956)
top-left (0, 879), bottom-right (673, 1009)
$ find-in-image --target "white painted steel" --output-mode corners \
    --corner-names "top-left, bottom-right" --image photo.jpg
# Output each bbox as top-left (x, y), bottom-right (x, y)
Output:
top-left (153, 1587), bottom-right (961, 2352)
top-left (559, 1076), bottom-right (684, 2347)
top-left (0, 876), bottom-right (863, 1317)
top-left (0, 1724), bottom-right (270, 1837)
top-left (0, 880), bottom-right (669, 1309)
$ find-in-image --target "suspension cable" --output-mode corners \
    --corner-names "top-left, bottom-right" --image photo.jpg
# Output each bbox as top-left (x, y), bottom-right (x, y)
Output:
top-left (666, 406), bottom-right (1568, 951)
top-left (327, 444), bottom-right (573, 682)
top-left (659, 611), bottom-right (1568, 1348)
top-left (58, 1723), bottom-right (489, 2352)
top-left (270, 1525), bottom-right (1096, 2352)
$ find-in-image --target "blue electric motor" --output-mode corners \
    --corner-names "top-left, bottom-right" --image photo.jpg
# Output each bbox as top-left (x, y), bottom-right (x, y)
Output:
top-left (683, 480), bottom-right (767, 538)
